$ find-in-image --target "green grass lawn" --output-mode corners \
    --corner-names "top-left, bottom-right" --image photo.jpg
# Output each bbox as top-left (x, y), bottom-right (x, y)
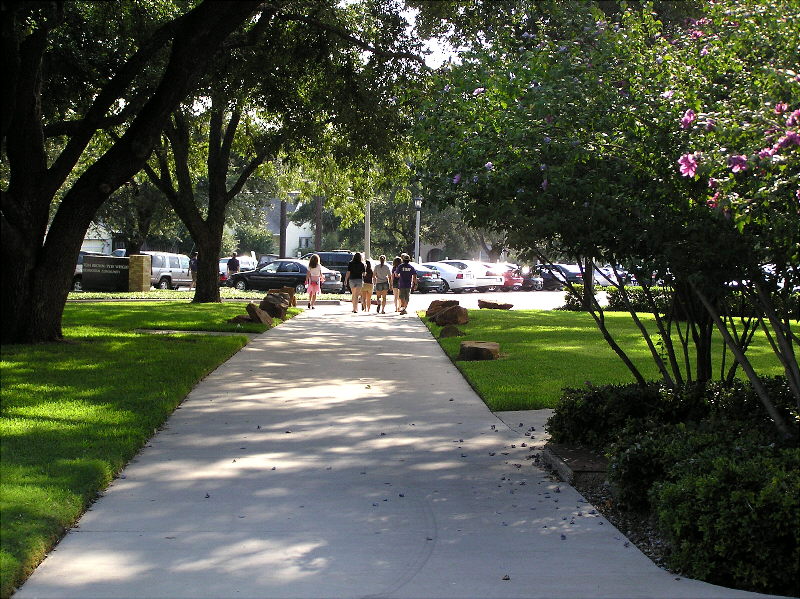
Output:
top-left (0, 302), bottom-right (299, 598)
top-left (425, 309), bottom-right (796, 411)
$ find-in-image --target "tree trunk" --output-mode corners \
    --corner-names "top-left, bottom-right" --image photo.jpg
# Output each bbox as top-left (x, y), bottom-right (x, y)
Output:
top-left (191, 222), bottom-right (224, 303)
top-left (1, 1), bottom-right (262, 344)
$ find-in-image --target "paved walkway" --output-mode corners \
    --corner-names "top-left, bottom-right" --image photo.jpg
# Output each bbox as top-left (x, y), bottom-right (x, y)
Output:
top-left (17, 305), bottom-right (779, 598)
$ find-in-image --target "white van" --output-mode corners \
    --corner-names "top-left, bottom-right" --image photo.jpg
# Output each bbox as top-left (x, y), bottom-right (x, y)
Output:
top-left (142, 251), bottom-right (192, 289)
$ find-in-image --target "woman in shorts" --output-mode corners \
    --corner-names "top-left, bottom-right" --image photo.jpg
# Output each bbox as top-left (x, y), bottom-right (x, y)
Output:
top-left (360, 260), bottom-right (374, 312)
top-left (391, 256), bottom-right (402, 312)
top-left (304, 253), bottom-right (323, 309)
top-left (344, 252), bottom-right (365, 313)
top-left (372, 255), bottom-right (392, 314)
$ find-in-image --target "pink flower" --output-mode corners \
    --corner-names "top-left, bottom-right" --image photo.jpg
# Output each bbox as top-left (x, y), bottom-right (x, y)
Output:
top-left (681, 109), bottom-right (696, 129)
top-left (700, 46), bottom-right (709, 56)
top-left (690, 30), bottom-right (705, 38)
top-left (452, 173), bottom-right (462, 184)
top-left (705, 119), bottom-right (716, 131)
top-left (774, 131), bottom-right (800, 150)
top-left (787, 110), bottom-right (800, 127)
top-left (796, 189), bottom-right (800, 200)
top-left (484, 161), bottom-right (494, 171)
top-left (661, 90), bottom-right (675, 99)
top-left (728, 154), bottom-right (748, 173)
top-left (472, 87), bottom-right (486, 96)
top-left (678, 152), bottom-right (699, 177)
top-left (707, 192), bottom-right (720, 208)
top-left (758, 147), bottom-right (776, 159)
top-left (708, 178), bottom-right (719, 188)
top-left (775, 102), bottom-right (788, 114)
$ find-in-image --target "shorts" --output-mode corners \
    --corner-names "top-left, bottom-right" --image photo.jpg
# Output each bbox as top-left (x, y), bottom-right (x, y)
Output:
top-left (362, 283), bottom-right (374, 295)
top-left (398, 287), bottom-right (411, 302)
top-left (375, 282), bottom-right (389, 292)
top-left (191, 271), bottom-right (197, 283)
top-left (349, 278), bottom-right (363, 289)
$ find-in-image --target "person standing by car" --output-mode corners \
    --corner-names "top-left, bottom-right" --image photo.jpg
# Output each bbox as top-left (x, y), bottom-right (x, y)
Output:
top-left (396, 253), bottom-right (417, 315)
top-left (227, 252), bottom-right (240, 276)
top-left (391, 256), bottom-right (402, 312)
top-left (361, 260), bottom-right (374, 312)
top-left (305, 253), bottom-right (323, 309)
top-left (189, 251), bottom-right (199, 289)
top-left (373, 255), bottom-right (392, 314)
top-left (344, 252), bottom-right (365, 313)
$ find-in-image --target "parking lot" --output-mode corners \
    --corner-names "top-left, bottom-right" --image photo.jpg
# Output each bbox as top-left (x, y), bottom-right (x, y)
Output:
top-left (405, 288), bottom-right (569, 312)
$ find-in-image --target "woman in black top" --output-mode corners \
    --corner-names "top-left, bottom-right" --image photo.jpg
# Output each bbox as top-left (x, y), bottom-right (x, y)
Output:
top-left (361, 260), bottom-right (374, 312)
top-left (344, 252), bottom-right (366, 313)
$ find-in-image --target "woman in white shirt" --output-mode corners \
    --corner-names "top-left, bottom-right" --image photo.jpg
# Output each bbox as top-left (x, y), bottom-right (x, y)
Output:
top-left (305, 254), bottom-right (323, 309)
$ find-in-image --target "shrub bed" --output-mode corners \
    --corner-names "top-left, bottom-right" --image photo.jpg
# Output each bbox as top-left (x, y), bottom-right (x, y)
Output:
top-left (545, 378), bottom-right (800, 596)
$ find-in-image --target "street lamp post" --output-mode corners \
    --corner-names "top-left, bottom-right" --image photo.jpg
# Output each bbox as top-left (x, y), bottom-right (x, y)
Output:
top-left (413, 197), bottom-right (422, 263)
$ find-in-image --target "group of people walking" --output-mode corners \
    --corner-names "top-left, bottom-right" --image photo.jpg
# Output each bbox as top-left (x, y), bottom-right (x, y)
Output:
top-left (304, 252), bottom-right (417, 314)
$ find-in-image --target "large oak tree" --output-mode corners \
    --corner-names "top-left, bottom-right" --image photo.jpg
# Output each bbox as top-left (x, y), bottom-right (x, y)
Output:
top-left (1, 0), bottom-right (262, 343)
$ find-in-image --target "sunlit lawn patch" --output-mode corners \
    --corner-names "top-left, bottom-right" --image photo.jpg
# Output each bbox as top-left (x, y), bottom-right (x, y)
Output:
top-left (0, 302), bottom-right (298, 597)
top-left (425, 310), bottom-right (794, 411)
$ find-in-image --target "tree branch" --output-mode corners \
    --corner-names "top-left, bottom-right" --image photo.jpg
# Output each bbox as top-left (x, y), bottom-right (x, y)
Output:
top-left (276, 13), bottom-right (425, 64)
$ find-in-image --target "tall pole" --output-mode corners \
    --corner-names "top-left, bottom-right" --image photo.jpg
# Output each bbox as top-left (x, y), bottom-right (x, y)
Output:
top-left (279, 200), bottom-right (287, 258)
top-left (314, 196), bottom-right (323, 251)
top-left (365, 199), bottom-right (371, 261)
top-left (413, 197), bottom-right (422, 263)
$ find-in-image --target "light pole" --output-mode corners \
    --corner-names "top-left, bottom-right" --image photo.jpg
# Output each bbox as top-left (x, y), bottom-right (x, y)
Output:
top-left (281, 190), bottom-right (300, 258)
top-left (413, 197), bottom-right (422, 263)
top-left (364, 198), bottom-right (371, 261)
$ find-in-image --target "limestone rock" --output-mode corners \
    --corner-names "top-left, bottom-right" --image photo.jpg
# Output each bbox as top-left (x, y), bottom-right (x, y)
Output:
top-left (439, 325), bottom-right (466, 338)
top-left (478, 299), bottom-right (513, 310)
top-left (227, 314), bottom-right (253, 324)
top-left (433, 305), bottom-right (469, 326)
top-left (458, 341), bottom-right (500, 361)
top-left (426, 299), bottom-right (460, 320)
top-left (260, 293), bottom-right (289, 319)
top-left (246, 302), bottom-right (274, 325)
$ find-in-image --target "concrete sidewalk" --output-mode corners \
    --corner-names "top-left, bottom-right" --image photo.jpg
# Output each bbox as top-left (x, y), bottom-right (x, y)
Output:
top-left (17, 306), bottom-right (778, 599)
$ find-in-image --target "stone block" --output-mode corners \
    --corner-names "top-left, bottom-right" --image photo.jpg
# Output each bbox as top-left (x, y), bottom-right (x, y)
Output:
top-left (458, 340), bottom-right (500, 361)
top-left (433, 305), bottom-right (469, 326)
top-left (439, 325), bottom-right (466, 338)
top-left (478, 299), bottom-right (513, 310)
top-left (426, 299), bottom-right (460, 320)
top-left (246, 302), bottom-right (274, 326)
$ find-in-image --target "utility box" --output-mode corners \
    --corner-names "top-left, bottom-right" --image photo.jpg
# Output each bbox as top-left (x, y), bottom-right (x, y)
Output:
top-left (128, 254), bottom-right (151, 292)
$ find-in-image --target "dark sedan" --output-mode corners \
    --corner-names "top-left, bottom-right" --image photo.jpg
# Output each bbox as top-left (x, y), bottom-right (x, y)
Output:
top-left (407, 262), bottom-right (446, 293)
top-left (536, 264), bottom-right (583, 290)
top-left (227, 259), bottom-right (341, 293)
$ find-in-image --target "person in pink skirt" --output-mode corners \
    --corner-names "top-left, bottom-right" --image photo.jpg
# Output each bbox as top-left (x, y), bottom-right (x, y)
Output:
top-left (305, 254), bottom-right (323, 309)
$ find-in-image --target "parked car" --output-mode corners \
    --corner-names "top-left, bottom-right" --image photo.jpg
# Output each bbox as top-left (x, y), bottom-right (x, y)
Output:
top-left (302, 250), bottom-right (355, 292)
top-left (219, 256), bottom-right (259, 285)
top-left (437, 260), bottom-right (504, 292)
top-left (520, 267), bottom-right (544, 290)
top-left (536, 264), bottom-right (583, 290)
top-left (422, 262), bottom-right (475, 293)
top-left (488, 262), bottom-right (524, 291)
top-left (228, 259), bottom-right (341, 293)
top-left (72, 250), bottom-right (106, 291)
top-left (406, 262), bottom-right (446, 293)
top-left (142, 251), bottom-right (192, 289)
